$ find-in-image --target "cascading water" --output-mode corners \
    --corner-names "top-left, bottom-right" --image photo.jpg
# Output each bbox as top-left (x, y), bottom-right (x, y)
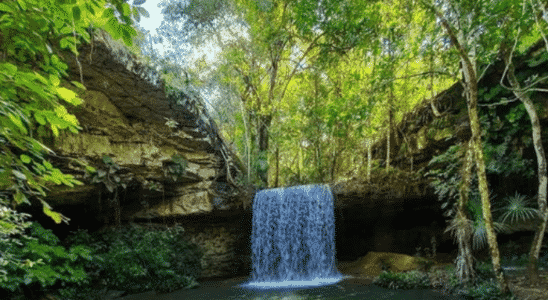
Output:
top-left (241, 184), bottom-right (344, 289)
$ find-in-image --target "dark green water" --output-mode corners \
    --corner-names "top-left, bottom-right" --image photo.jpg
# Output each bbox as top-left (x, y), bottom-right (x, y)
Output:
top-left (119, 276), bottom-right (470, 300)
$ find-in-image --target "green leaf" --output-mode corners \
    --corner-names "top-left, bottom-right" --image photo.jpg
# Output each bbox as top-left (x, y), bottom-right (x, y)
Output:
top-left (8, 113), bottom-right (27, 135)
top-left (122, 29), bottom-right (133, 47)
top-left (55, 87), bottom-right (77, 104)
top-left (60, 37), bottom-right (72, 49)
top-left (60, 26), bottom-right (74, 35)
top-left (106, 17), bottom-right (121, 39)
top-left (14, 189), bottom-right (27, 204)
top-left (122, 2), bottom-right (131, 17)
top-left (72, 6), bottom-right (81, 21)
top-left (43, 160), bottom-right (53, 170)
top-left (20, 154), bottom-right (31, 163)
top-left (16, 0), bottom-right (27, 10)
top-left (34, 111), bottom-right (46, 125)
top-left (1, 62), bottom-right (17, 73)
top-left (102, 7), bottom-right (114, 19)
top-left (11, 170), bottom-right (27, 180)
top-left (43, 204), bottom-right (63, 224)
top-left (0, 3), bottom-right (14, 12)
top-left (49, 74), bottom-right (60, 87)
top-left (70, 81), bottom-right (86, 90)
top-left (85, 3), bottom-right (96, 15)
top-left (132, 8), bottom-right (141, 23)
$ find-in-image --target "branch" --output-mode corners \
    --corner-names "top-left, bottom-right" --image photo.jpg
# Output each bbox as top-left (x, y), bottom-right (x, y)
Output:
top-left (278, 32), bottom-right (325, 101)
top-left (394, 70), bottom-right (458, 81)
top-left (421, 1), bottom-right (475, 77)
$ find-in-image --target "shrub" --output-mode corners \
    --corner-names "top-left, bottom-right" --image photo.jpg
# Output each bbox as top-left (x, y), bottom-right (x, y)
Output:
top-left (0, 223), bottom-right (93, 297)
top-left (373, 270), bottom-right (431, 290)
top-left (467, 278), bottom-right (516, 300)
top-left (75, 225), bottom-right (204, 294)
top-left (474, 261), bottom-right (496, 282)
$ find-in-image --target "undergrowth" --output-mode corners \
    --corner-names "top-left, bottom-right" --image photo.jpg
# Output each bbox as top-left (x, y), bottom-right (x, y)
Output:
top-left (1, 223), bottom-right (204, 300)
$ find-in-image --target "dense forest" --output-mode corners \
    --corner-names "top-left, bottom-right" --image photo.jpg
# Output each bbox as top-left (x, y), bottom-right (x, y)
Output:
top-left (1, 0), bottom-right (548, 299)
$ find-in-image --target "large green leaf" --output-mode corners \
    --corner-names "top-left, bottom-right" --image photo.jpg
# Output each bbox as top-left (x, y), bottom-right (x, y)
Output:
top-left (42, 203), bottom-right (63, 224)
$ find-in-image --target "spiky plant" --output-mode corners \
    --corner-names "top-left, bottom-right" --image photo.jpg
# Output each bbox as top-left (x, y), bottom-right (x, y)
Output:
top-left (496, 192), bottom-right (540, 225)
top-left (468, 196), bottom-right (510, 250)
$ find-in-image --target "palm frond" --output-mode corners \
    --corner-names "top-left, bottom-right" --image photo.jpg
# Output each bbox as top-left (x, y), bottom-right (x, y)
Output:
top-left (497, 192), bottom-right (540, 224)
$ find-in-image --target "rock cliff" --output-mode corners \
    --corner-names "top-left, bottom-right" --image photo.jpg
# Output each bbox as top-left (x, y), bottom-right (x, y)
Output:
top-left (32, 28), bottom-right (251, 279)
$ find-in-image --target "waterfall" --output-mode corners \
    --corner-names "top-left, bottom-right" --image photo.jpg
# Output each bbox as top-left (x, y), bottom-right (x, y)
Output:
top-left (241, 184), bottom-right (343, 289)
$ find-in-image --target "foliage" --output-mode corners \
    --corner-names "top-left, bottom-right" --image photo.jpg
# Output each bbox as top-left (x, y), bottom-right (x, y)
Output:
top-left (467, 278), bottom-right (516, 300)
top-left (373, 270), bottom-right (431, 290)
top-left (496, 192), bottom-right (540, 225)
top-left (467, 195), bottom-right (511, 250)
top-left (0, 1), bottom-right (142, 298)
top-left (66, 225), bottom-right (204, 294)
top-left (89, 156), bottom-right (127, 192)
top-left (460, 260), bottom-right (517, 300)
top-left (426, 145), bottom-right (464, 216)
top-left (0, 223), bottom-right (93, 295)
top-left (164, 154), bottom-right (189, 182)
top-left (426, 266), bottom-right (461, 294)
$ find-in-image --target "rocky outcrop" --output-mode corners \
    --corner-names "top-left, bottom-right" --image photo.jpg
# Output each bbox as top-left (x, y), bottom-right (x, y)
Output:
top-left (40, 28), bottom-right (248, 223)
top-left (29, 28), bottom-right (253, 279)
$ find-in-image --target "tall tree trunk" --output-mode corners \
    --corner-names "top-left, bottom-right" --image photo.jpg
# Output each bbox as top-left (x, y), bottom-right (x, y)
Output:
top-left (503, 56), bottom-right (548, 286)
top-left (455, 140), bottom-right (476, 285)
top-left (462, 58), bottom-right (510, 294)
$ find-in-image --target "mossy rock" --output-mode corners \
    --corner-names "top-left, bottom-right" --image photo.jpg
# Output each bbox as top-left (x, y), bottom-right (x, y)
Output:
top-left (345, 252), bottom-right (433, 278)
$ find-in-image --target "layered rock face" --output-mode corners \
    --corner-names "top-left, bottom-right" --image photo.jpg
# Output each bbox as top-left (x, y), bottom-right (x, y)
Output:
top-left (35, 28), bottom-right (251, 279)
top-left (43, 28), bottom-right (246, 219)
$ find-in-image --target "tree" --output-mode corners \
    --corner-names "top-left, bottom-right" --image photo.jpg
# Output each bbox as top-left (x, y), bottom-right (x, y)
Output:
top-left (446, 141), bottom-right (476, 285)
top-left (0, 0), bottom-right (137, 288)
top-left (421, 0), bottom-right (510, 294)
top-left (497, 0), bottom-right (548, 285)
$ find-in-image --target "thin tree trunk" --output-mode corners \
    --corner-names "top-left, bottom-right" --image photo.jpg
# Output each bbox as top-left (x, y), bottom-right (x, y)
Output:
top-left (298, 141), bottom-right (302, 183)
top-left (257, 115), bottom-right (271, 186)
top-left (367, 141), bottom-right (372, 183)
top-left (456, 140), bottom-right (475, 285)
top-left (240, 100), bottom-right (251, 182)
top-left (504, 57), bottom-right (548, 286)
top-left (274, 146), bottom-right (279, 187)
top-left (386, 106), bottom-right (392, 171)
top-left (330, 143), bottom-right (338, 182)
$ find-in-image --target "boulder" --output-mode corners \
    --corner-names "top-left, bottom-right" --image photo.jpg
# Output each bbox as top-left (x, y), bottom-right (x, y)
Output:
top-left (341, 252), bottom-right (434, 278)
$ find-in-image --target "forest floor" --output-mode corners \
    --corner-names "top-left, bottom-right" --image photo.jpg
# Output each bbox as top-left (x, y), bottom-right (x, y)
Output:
top-left (504, 267), bottom-right (548, 300)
